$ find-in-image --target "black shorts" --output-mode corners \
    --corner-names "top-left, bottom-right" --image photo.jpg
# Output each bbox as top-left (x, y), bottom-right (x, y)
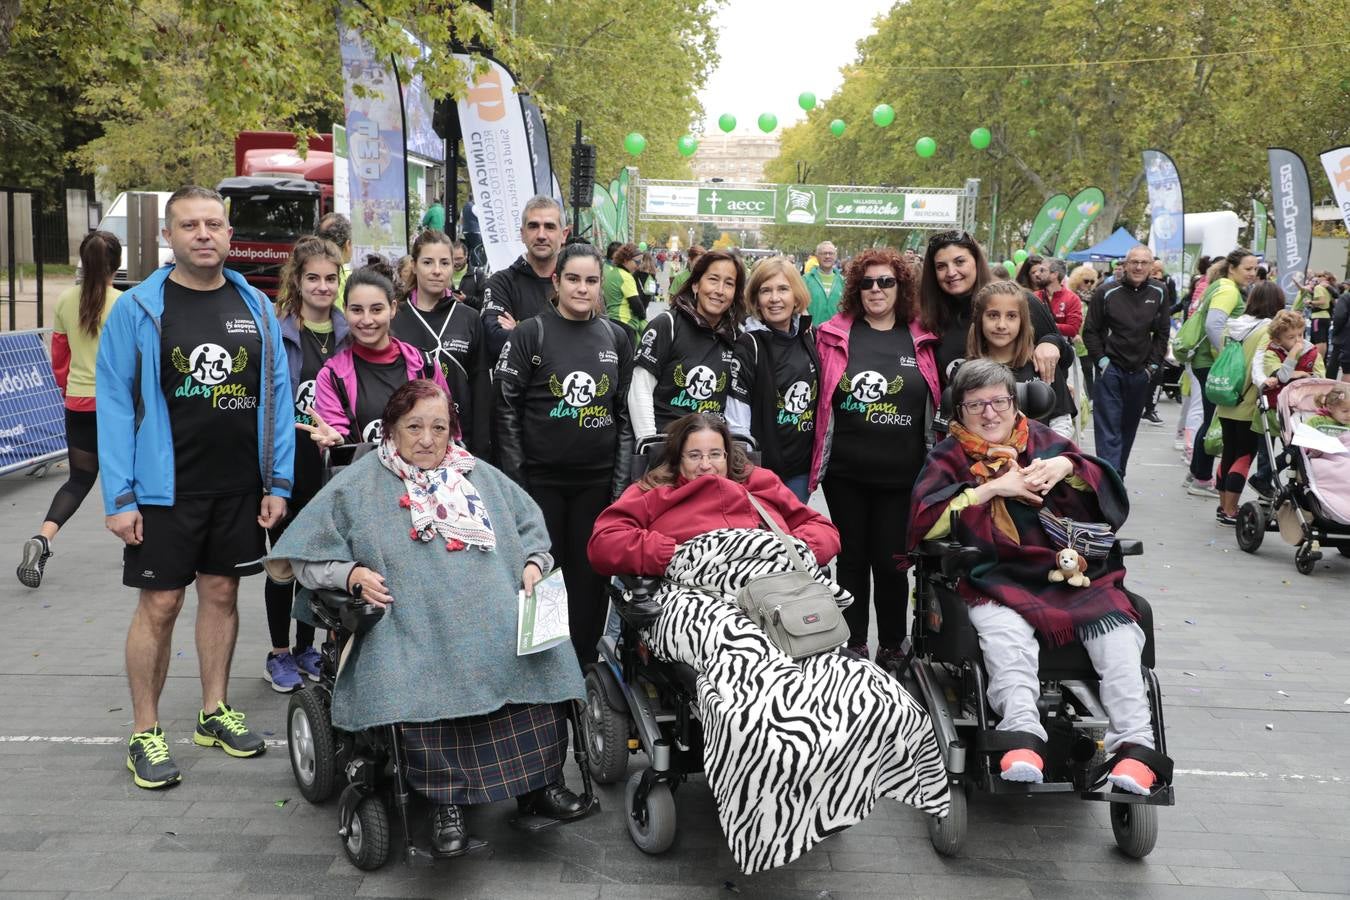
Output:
top-left (64, 408), bottom-right (97, 454)
top-left (1311, 317), bottom-right (1331, 345)
top-left (122, 491), bottom-right (265, 590)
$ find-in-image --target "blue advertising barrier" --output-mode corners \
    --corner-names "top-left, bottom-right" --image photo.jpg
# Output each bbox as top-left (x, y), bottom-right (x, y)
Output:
top-left (0, 329), bottom-right (66, 475)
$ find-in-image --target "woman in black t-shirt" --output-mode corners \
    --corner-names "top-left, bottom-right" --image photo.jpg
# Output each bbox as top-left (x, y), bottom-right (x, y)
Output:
top-left (727, 257), bottom-right (819, 502)
top-left (810, 248), bottom-right (940, 671)
top-left (495, 243), bottom-right (634, 665)
top-left (629, 250), bottom-right (745, 441)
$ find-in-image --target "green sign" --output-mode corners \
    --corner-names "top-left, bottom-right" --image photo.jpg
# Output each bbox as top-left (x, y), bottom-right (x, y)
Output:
top-left (697, 187), bottom-right (777, 219)
top-left (1252, 198), bottom-right (1268, 254)
top-left (1054, 187), bottom-right (1106, 257)
top-left (1025, 193), bottom-right (1070, 254)
top-left (639, 181), bottom-right (965, 229)
top-left (826, 190), bottom-right (906, 223)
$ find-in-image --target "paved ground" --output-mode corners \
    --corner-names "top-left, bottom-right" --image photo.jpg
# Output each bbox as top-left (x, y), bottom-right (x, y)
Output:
top-left (1, 403), bottom-right (1347, 899)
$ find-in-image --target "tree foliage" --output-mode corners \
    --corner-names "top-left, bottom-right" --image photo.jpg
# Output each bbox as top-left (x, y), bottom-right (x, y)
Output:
top-left (764, 0), bottom-right (1349, 255)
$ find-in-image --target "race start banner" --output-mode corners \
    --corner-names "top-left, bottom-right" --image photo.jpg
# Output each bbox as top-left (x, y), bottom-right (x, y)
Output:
top-left (640, 183), bottom-right (965, 229)
top-left (1143, 150), bottom-right (1185, 277)
top-left (455, 54), bottom-right (533, 273)
top-left (1025, 193), bottom-right (1070, 254)
top-left (1251, 198), bottom-right (1269, 255)
top-left (1053, 187), bottom-right (1106, 257)
top-left (0, 331), bottom-right (66, 475)
top-left (1318, 146), bottom-right (1350, 234)
top-left (1268, 148), bottom-right (1312, 301)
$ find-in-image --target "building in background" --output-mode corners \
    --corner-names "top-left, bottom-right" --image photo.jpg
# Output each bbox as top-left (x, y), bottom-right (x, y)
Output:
top-left (689, 132), bottom-right (781, 185)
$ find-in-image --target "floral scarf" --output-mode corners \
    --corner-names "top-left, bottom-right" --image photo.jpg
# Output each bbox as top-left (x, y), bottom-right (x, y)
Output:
top-left (947, 413), bottom-right (1030, 544)
top-left (377, 440), bottom-right (496, 552)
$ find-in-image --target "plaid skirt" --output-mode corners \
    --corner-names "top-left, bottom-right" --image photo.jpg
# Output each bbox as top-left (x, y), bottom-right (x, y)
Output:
top-left (400, 702), bottom-right (569, 805)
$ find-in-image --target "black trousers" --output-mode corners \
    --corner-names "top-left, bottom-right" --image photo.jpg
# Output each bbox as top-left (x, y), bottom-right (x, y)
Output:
top-left (265, 508), bottom-right (316, 651)
top-left (821, 475), bottom-right (910, 649)
top-left (1189, 367), bottom-right (1218, 481)
top-left (532, 480), bottom-right (612, 668)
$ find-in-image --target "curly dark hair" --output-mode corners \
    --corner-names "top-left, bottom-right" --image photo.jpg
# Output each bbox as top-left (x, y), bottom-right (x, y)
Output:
top-left (839, 247), bottom-right (917, 323)
top-left (639, 413), bottom-right (753, 489)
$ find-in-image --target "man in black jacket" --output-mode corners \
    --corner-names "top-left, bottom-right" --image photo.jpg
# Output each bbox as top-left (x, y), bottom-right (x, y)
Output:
top-left (481, 196), bottom-right (568, 361)
top-left (1328, 285), bottom-right (1350, 381)
top-left (451, 240), bottom-right (487, 310)
top-left (1082, 246), bottom-right (1169, 477)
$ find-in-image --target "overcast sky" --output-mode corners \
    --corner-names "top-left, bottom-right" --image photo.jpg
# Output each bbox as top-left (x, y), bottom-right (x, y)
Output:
top-left (696, 0), bottom-right (894, 134)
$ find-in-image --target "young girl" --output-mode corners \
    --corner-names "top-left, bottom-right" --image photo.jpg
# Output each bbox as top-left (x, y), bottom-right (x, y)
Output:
top-left (966, 280), bottom-right (1072, 435)
top-left (1307, 386), bottom-right (1350, 436)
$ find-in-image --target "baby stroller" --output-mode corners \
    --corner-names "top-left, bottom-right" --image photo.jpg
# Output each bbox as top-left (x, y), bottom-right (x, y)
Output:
top-left (1236, 378), bottom-right (1350, 574)
top-left (1157, 319), bottom-right (1184, 402)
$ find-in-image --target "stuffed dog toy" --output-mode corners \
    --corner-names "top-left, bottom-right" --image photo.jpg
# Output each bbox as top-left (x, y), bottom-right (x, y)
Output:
top-left (1048, 547), bottom-right (1090, 587)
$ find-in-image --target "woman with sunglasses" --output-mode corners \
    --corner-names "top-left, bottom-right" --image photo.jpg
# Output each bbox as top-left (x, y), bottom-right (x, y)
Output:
top-left (1067, 264), bottom-right (1100, 394)
top-left (808, 248), bottom-right (939, 669)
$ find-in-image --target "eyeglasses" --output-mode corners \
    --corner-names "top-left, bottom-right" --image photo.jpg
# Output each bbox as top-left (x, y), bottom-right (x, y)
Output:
top-left (682, 450), bottom-right (727, 464)
top-left (927, 230), bottom-right (977, 249)
top-left (859, 275), bottom-right (898, 290)
top-left (958, 395), bottom-right (1015, 415)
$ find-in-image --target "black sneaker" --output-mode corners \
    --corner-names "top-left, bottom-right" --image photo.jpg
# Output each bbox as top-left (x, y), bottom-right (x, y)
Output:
top-left (875, 645), bottom-right (906, 673)
top-left (1215, 509), bottom-right (1237, 527)
top-left (1142, 409), bottom-right (1164, 426)
top-left (16, 535), bottom-right (51, 588)
top-left (1248, 472), bottom-right (1275, 500)
top-left (127, 726), bottom-right (182, 789)
top-left (193, 703), bottom-right (266, 758)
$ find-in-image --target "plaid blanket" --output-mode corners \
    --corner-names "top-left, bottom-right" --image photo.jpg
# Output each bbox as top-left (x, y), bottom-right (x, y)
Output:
top-left (909, 420), bottom-right (1136, 646)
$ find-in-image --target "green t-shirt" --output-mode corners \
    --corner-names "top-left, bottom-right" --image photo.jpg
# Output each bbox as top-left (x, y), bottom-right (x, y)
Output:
top-left (818, 271), bottom-right (835, 293)
top-left (603, 263), bottom-right (640, 325)
top-left (1192, 278), bottom-right (1244, 370)
top-left (420, 203), bottom-right (446, 232)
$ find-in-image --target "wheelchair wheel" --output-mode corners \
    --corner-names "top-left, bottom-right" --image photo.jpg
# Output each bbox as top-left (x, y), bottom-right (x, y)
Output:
top-left (625, 771), bottom-right (676, 854)
top-left (343, 796), bottom-right (391, 871)
top-left (926, 780), bottom-right (967, 856)
top-left (1295, 542), bottom-right (1317, 576)
top-left (1110, 791), bottom-right (1157, 859)
top-left (288, 688), bottom-right (336, 803)
top-left (1235, 502), bottom-right (1265, 554)
top-left (583, 670), bottom-right (629, 784)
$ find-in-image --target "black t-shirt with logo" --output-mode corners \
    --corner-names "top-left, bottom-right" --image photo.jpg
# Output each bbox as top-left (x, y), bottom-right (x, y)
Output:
top-left (495, 311), bottom-right (632, 484)
top-left (352, 355), bottom-right (409, 444)
top-left (634, 309), bottom-right (735, 431)
top-left (827, 320), bottom-right (929, 485)
top-left (290, 322), bottom-right (331, 503)
top-left (390, 297), bottom-right (485, 444)
top-left (159, 280), bottom-right (263, 497)
top-left (731, 327), bottom-right (817, 476)
top-left (935, 302), bottom-right (974, 389)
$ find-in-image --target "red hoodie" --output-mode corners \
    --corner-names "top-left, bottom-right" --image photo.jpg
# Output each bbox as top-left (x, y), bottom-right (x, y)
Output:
top-left (587, 467), bottom-right (840, 576)
top-left (1036, 285), bottom-right (1084, 339)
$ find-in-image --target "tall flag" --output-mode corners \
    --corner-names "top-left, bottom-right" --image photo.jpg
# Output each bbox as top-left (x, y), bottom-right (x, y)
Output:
top-left (519, 93), bottom-right (554, 199)
top-left (455, 54), bottom-right (536, 272)
top-left (1268, 148), bottom-right (1312, 301)
top-left (1053, 187), bottom-right (1106, 257)
top-left (1142, 150), bottom-right (1185, 277)
top-left (1318, 146), bottom-right (1350, 234)
top-left (1251, 199), bottom-right (1269, 256)
top-left (1025, 193), bottom-right (1070, 254)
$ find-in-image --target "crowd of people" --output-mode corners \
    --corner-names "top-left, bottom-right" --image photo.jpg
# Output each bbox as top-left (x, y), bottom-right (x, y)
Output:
top-left (13, 182), bottom-right (1341, 870)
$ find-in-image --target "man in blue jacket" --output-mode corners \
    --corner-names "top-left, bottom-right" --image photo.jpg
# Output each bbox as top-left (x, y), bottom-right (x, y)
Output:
top-left (97, 185), bottom-right (294, 789)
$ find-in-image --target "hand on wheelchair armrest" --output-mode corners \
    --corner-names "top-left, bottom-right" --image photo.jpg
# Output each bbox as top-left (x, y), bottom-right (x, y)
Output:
top-left (313, 584), bottom-right (386, 636)
top-left (916, 540), bottom-right (984, 579)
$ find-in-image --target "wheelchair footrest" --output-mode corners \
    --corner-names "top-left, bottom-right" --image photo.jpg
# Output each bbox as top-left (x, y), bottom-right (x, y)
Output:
top-left (1080, 783), bottom-right (1175, 806)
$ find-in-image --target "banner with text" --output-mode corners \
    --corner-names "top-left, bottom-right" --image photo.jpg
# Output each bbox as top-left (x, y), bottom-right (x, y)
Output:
top-left (1318, 146), bottom-right (1350, 234)
top-left (1025, 193), bottom-right (1070, 254)
top-left (640, 183), bottom-right (963, 228)
top-left (1268, 148), bottom-right (1312, 301)
top-left (1053, 187), bottom-right (1106, 257)
top-left (0, 331), bottom-right (66, 475)
top-left (519, 94), bottom-right (553, 199)
top-left (455, 54), bottom-right (533, 272)
top-left (1251, 198), bottom-right (1268, 256)
top-left (1143, 150), bottom-right (1185, 277)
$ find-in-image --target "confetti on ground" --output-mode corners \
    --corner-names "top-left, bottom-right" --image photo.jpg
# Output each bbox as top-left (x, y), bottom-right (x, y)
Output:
top-left (1185, 619), bottom-right (1196, 624)
top-left (1183, 671), bottom-right (1197, 677)
top-left (107, 707), bottom-right (122, 713)
top-left (1277, 691), bottom-right (1289, 697)
top-left (1265, 723), bottom-right (1275, 731)
top-left (275, 798), bottom-right (289, 808)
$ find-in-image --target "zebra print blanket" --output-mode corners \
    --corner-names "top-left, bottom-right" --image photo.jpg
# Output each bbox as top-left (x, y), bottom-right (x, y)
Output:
top-left (645, 529), bottom-right (951, 873)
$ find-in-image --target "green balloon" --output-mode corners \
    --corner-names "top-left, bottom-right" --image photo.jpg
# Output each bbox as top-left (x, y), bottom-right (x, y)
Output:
top-left (638, 241), bottom-right (648, 252)
top-left (1003, 260), bottom-right (1016, 275)
top-left (1013, 248), bottom-right (1029, 265)
top-left (623, 132), bottom-right (646, 157)
top-left (758, 112), bottom-right (778, 133)
top-left (718, 113), bottom-right (736, 133)
top-left (829, 118), bottom-right (846, 137)
top-left (677, 134), bottom-right (698, 157)
top-left (915, 136), bottom-right (937, 158)
top-left (872, 104), bottom-right (895, 127)
top-left (1027, 127), bottom-right (1039, 138)
top-left (798, 91), bottom-right (817, 111)
top-left (970, 127), bottom-right (992, 150)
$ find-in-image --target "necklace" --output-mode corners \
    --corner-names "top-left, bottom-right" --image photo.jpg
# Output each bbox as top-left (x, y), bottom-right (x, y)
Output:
top-left (305, 322), bottom-right (332, 355)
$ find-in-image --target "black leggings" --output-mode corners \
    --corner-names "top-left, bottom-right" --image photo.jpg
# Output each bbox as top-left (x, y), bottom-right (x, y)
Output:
top-left (43, 409), bottom-right (99, 529)
top-left (532, 479), bottom-right (612, 667)
top-left (821, 476), bottom-right (910, 649)
top-left (1217, 416), bottom-right (1257, 496)
top-left (1190, 367), bottom-right (1218, 480)
top-left (265, 512), bottom-right (316, 651)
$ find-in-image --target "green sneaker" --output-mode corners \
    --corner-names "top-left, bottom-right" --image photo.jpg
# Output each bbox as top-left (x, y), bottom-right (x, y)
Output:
top-left (193, 703), bottom-right (266, 758)
top-left (127, 726), bottom-right (182, 789)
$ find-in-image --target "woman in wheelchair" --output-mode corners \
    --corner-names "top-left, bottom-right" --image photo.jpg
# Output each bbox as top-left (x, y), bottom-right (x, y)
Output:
top-left (588, 413), bottom-right (950, 873)
top-left (272, 380), bottom-right (588, 857)
top-left (909, 359), bottom-right (1168, 795)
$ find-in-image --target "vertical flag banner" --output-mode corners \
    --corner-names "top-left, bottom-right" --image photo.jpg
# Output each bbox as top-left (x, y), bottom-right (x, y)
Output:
top-left (1053, 187), bottom-right (1106, 257)
top-left (1251, 199), bottom-right (1269, 256)
top-left (1268, 148), bottom-right (1312, 301)
top-left (339, 19), bottom-right (410, 263)
top-left (455, 53), bottom-right (534, 272)
top-left (519, 94), bottom-right (554, 199)
top-left (1142, 150), bottom-right (1185, 276)
top-left (1025, 193), bottom-right (1070, 254)
top-left (1318, 146), bottom-right (1350, 233)
top-left (400, 32), bottom-right (443, 162)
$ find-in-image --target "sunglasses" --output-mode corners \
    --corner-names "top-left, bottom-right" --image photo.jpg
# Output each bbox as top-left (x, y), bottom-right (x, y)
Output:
top-left (927, 230), bottom-right (977, 249)
top-left (859, 275), bottom-right (898, 290)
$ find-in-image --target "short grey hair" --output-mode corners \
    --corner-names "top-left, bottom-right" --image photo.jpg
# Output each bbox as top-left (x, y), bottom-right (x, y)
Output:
top-left (521, 195), bottom-right (566, 228)
top-left (951, 358), bottom-right (1017, 414)
top-left (1046, 258), bottom-right (1068, 280)
top-left (165, 185), bottom-right (224, 226)
top-left (815, 241), bottom-right (836, 255)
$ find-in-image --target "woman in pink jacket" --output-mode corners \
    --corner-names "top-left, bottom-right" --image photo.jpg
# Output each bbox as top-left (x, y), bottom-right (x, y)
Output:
top-left (809, 248), bottom-right (940, 670)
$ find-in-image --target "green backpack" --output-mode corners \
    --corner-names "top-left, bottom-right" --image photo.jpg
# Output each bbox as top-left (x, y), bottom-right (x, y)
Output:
top-left (1172, 282), bottom-right (1218, 367)
top-left (1204, 338), bottom-right (1248, 407)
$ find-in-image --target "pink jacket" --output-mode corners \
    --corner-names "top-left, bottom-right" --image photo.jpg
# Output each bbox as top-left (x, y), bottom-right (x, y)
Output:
top-left (314, 338), bottom-right (450, 438)
top-left (808, 313), bottom-right (941, 493)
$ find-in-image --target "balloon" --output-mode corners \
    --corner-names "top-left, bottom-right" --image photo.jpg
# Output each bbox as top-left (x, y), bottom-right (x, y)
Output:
top-left (1014, 249), bottom-right (1029, 265)
top-left (829, 118), bottom-right (846, 137)
top-left (677, 134), bottom-right (698, 157)
top-left (718, 113), bottom-right (736, 133)
top-left (1003, 260), bottom-right (1016, 275)
top-left (623, 132), bottom-right (646, 157)
top-left (872, 104), bottom-right (895, 127)
top-left (1027, 127), bottom-right (1039, 138)
top-left (638, 241), bottom-right (648, 252)
top-left (797, 91), bottom-right (817, 111)
top-left (969, 127), bottom-right (992, 150)
top-left (758, 112), bottom-right (778, 133)
top-left (915, 136), bottom-right (937, 158)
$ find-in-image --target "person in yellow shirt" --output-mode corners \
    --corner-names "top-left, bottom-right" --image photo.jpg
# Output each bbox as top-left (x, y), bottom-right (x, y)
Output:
top-left (17, 231), bottom-right (122, 588)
